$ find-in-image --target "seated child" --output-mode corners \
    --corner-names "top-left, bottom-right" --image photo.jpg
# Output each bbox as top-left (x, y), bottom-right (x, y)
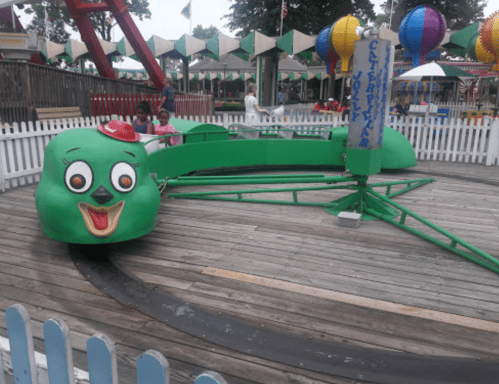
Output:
top-left (154, 109), bottom-right (180, 146)
top-left (312, 99), bottom-right (326, 114)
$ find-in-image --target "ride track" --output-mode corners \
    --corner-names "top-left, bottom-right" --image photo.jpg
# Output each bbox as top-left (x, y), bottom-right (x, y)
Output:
top-left (58, 121), bottom-right (499, 384)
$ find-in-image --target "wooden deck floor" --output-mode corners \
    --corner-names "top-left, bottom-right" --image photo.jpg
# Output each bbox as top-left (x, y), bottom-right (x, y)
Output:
top-left (1, 160), bottom-right (499, 384)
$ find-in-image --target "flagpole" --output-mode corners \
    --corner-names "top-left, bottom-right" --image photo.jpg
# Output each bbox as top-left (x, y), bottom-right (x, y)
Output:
top-left (389, 0), bottom-right (394, 30)
top-left (190, 0), bottom-right (192, 35)
top-left (280, 0), bottom-right (284, 37)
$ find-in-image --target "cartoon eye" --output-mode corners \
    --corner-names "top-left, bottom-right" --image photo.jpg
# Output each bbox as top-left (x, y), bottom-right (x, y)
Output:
top-left (110, 162), bottom-right (136, 193)
top-left (65, 161), bottom-right (93, 193)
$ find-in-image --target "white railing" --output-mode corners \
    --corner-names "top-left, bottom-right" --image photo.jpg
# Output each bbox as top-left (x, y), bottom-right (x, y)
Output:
top-left (0, 114), bottom-right (498, 193)
top-left (434, 102), bottom-right (496, 120)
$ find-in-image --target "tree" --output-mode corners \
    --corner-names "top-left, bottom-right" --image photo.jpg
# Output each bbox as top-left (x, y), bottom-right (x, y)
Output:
top-left (25, 0), bottom-right (151, 43)
top-left (224, 0), bottom-right (375, 37)
top-left (395, 0), bottom-right (486, 31)
top-left (192, 24), bottom-right (220, 40)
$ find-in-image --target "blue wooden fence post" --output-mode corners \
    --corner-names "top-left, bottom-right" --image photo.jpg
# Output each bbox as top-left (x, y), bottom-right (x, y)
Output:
top-left (137, 350), bottom-right (170, 384)
top-left (43, 319), bottom-right (74, 384)
top-left (194, 371), bottom-right (228, 384)
top-left (87, 334), bottom-right (118, 384)
top-left (6, 305), bottom-right (38, 384)
top-left (0, 349), bottom-right (6, 384)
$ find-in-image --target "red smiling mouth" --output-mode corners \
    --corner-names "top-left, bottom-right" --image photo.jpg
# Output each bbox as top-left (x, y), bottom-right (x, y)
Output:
top-left (78, 201), bottom-right (125, 237)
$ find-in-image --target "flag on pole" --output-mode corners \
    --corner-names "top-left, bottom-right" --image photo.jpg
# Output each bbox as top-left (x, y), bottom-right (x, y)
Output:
top-left (282, 2), bottom-right (288, 18)
top-left (44, 8), bottom-right (53, 38)
top-left (181, 1), bottom-right (191, 19)
top-left (384, 0), bottom-right (399, 13)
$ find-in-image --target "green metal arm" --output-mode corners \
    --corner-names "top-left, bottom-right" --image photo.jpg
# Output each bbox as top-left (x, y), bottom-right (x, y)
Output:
top-left (366, 188), bottom-right (499, 275)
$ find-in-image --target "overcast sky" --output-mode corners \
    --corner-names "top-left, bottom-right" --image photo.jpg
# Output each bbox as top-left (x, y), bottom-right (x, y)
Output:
top-left (15, 0), bottom-right (499, 70)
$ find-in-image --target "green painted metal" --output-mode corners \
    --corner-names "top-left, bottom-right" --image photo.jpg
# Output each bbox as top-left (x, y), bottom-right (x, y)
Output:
top-left (240, 32), bottom-right (255, 55)
top-left (174, 36), bottom-right (187, 57)
top-left (346, 147), bottom-right (382, 176)
top-left (233, 52), bottom-right (250, 61)
top-left (148, 125), bottom-right (416, 180)
top-left (206, 35), bottom-right (221, 61)
top-left (169, 184), bottom-right (355, 206)
top-left (276, 30), bottom-right (294, 55)
top-left (365, 188), bottom-right (499, 275)
top-left (177, 174), bottom-right (327, 180)
top-left (152, 118), bottom-right (228, 143)
top-left (166, 175), bottom-right (355, 187)
top-left (369, 178), bottom-right (434, 198)
top-left (146, 116), bottom-right (499, 276)
top-left (165, 174), bottom-right (435, 223)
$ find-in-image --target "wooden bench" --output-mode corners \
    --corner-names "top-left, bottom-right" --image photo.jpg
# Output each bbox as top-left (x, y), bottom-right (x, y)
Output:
top-left (35, 106), bottom-right (82, 122)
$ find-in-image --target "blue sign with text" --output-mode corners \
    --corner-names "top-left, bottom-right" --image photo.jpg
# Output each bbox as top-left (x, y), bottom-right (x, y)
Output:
top-left (348, 39), bottom-right (391, 150)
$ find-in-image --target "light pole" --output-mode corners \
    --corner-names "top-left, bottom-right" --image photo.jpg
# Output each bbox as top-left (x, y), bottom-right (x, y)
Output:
top-left (223, 62), bottom-right (227, 103)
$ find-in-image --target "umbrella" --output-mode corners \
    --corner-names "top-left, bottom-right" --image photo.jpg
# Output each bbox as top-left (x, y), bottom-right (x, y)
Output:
top-left (394, 62), bottom-right (476, 82)
top-left (395, 62), bottom-right (476, 121)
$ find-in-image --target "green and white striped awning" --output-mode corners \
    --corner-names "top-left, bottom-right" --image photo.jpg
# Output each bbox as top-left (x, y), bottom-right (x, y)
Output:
top-left (278, 72), bottom-right (289, 81)
top-left (166, 71), bottom-right (183, 81)
top-left (116, 37), bottom-right (135, 57)
top-left (240, 31), bottom-right (275, 55)
top-left (288, 72), bottom-right (304, 80)
top-left (203, 72), bottom-right (219, 81)
top-left (147, 35), bottom-right (175, 57)
top-left (42, 40), bottom-right (66, 62)
top-left (206, 33), bottom-right (240, 61)
top-left (301, 72), bottom-right (316, 80)
top-left (190, 72), bottom-right (206, 81)
top-left (64, 39), bottom-right (88, 63)
top-left (239, 72), bottom-right (253, 81)
top-left (228, 72), bottom-right (241, 80)
top-left (277, 30), bottom-right (315, 55)
top-left (315, 72), bottom-right (330, 80)
top-left (175, 34), bottom-right (206, 57)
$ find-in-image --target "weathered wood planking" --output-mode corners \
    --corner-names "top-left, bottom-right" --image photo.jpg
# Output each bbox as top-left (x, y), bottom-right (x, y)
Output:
top-left (0, 163), bottom-right (499, 384)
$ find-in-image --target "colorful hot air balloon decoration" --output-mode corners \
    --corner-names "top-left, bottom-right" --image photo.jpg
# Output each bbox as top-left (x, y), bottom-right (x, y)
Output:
top-left (315, 25), bottom-right (340, 75)
top-left (398, 5), bottom-right (446, 68)
top-left (480, 11), bottom-right (499, 71)
top-left (327, 15), bottom-right (364, 74)
top-left (467, 32), bottom-right (495, 64)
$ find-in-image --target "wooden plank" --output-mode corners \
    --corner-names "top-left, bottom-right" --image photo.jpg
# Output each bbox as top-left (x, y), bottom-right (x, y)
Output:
top-left (202, 267), bottom-right (499, 334)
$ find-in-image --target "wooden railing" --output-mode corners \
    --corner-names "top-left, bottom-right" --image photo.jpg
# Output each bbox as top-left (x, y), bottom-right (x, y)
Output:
top-left (0, 61), bottom-right (157, 124)
top-left (0, 114), bottom-right (498, 193)
top-left (91, 94), bottom-right (213, 119)
top-left (0, 304), bottom-right (227, 384)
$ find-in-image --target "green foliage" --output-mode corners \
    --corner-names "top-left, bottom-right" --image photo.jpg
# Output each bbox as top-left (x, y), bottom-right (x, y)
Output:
top-left (295, 51), bottom-right (322, 66)
top-left (375, 14), bottom-right (389, 26)
top-left (192, 25), bottom-right (220, 40)
top-left (215, 101), bottom-right (245, 111)
top-left (25, 0), bottom-right (151, 42)
top-left (224, 0), bottom-right (375, 37)
top-left (404, 0), bottom-right (486, 29)
top-left (25, 0), bottom-right (70, 44)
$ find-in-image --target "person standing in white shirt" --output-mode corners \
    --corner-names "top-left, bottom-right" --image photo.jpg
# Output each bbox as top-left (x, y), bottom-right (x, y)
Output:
top-left (245, 83), bottom-right (270, 124)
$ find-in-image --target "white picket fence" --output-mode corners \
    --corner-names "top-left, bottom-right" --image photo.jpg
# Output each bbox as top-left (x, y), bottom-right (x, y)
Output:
top-left (1, 304), bottom-right (227, 384)
top-left (0, 113), bottom-right (498, 192)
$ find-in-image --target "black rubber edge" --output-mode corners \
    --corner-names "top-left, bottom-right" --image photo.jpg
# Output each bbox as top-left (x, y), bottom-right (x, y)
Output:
top-left (69, 244), bottom-right (499, 384)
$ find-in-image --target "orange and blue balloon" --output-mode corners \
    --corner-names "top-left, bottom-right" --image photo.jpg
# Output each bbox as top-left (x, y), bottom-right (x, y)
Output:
top-left (399, 5), bottom-right (446, 68)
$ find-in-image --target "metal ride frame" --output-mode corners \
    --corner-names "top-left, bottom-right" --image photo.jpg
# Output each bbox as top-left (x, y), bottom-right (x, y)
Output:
top-left (63, 0), bottom-right (164, 90)
top-left (150, 127), bottom-right (499, 277)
